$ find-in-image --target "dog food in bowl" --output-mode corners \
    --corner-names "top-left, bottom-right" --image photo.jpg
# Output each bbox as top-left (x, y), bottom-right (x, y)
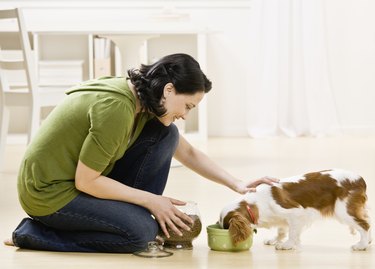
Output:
top-left (207, 224), bottom-right (253, 252)
top-left (161, 201), bottom-right (202, 250)
top-left (163, 215), bottom-right (202, 249)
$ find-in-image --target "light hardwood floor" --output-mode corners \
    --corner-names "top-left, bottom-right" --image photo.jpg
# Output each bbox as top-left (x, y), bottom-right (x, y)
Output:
top-left (1, 136), bottom-right (374, 269)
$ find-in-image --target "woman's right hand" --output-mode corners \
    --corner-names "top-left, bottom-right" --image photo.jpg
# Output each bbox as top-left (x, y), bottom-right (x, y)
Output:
top-left (146, 195), bottom-right (194, 238)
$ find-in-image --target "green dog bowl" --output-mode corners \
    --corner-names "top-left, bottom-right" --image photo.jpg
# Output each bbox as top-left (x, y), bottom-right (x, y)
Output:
top-left (206, 224), bottom-right (253, 252)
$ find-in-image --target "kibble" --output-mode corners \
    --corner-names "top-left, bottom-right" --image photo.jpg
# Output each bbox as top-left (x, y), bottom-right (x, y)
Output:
top-left (162, 215), bottom-right (202, 249)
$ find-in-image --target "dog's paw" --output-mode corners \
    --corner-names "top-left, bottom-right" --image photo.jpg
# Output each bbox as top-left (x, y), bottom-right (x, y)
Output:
top-left (351, 242), bottom-right (369, 251)
top-left (275, 241), bottom-right (297, 250)
top-left (264, 239), bottom-right (278, 246)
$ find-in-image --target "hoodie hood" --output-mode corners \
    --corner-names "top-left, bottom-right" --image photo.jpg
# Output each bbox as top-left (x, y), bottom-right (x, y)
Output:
top-left (66, 76), bottom-right (133, 98)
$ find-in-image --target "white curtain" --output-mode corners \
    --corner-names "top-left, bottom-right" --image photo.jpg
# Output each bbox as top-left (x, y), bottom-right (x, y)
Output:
top-left (246, 0), bottom-right (340, 138)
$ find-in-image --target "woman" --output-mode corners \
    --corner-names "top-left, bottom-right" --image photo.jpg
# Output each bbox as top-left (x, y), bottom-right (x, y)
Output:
top-left (5, 53), bottom-right (277, 253)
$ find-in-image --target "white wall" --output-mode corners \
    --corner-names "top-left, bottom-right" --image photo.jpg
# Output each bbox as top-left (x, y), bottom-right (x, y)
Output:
top-left (1, 0), bottom-right (375, 136)
top-left (197, 0), bottom-right (375, 136)
top-left (325, 0), bottom-right (375, 134)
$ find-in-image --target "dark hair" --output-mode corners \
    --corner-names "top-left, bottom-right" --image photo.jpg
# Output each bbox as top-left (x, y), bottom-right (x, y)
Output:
top-left (127, 53), bottom-right (212, 117)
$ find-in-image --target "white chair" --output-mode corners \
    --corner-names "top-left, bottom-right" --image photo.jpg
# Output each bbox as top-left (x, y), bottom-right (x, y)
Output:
top-left (0, 8), bottom-right (66, 168)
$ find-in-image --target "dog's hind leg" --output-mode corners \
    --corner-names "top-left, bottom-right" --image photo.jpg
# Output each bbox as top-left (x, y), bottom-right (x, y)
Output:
top-left (335, 198), bottom-right (370, 250)
top-left (351, 227), bottom-right (371, 251)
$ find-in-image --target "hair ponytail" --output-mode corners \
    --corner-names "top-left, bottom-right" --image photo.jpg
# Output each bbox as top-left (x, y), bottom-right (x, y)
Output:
top-left (127, 53), bottom-right (212, 117)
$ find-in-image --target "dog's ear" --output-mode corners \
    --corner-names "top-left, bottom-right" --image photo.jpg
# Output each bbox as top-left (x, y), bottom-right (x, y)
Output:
top-left (228, 212), bottom-right (252, 245)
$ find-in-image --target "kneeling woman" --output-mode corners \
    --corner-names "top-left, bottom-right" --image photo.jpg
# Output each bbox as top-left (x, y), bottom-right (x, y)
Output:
top-left (6, 53), bottom-right (277, 253)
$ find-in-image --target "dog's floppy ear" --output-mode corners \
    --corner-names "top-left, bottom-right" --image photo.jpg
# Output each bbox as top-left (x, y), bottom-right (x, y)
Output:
top-left (228, 212), bottom-right (252, 245)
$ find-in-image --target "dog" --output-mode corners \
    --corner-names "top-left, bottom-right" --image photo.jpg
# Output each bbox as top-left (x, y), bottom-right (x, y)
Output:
top-left (219, 169), bottom-right (371, 251)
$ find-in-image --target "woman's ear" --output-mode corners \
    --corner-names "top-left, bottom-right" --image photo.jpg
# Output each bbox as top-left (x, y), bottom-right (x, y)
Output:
top-left (163, 83), bottom-right (174, 97)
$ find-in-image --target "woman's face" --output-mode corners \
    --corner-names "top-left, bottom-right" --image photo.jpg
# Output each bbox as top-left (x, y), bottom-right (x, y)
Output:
top-left (157, 83), bottom-right (205, 126)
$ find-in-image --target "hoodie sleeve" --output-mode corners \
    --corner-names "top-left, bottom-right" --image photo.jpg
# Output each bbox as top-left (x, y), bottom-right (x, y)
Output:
top-left (79, 97), bottom-right (134, 172)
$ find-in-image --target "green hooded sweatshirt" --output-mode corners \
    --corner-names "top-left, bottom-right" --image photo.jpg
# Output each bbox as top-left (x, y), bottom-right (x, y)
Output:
top-left (17, 77), bottom-right (152, 216)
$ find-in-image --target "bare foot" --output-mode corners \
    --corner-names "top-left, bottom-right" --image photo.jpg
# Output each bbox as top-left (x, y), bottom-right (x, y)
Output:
top-left (3, 238), bottom-right (14, 246)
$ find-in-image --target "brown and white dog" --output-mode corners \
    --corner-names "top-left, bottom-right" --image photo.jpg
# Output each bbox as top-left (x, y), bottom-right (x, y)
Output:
top-left (219, 169), bottom-right (371, 250)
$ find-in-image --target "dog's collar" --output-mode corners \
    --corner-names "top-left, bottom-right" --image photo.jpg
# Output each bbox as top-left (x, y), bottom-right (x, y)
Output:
top-left (246, 204), bottom-right (258, 225)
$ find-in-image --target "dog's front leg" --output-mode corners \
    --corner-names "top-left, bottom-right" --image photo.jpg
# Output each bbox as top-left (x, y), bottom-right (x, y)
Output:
top-left (264, 227), bottom-right (287, 246)
top-left (275, 219), bottom-right (303, 250)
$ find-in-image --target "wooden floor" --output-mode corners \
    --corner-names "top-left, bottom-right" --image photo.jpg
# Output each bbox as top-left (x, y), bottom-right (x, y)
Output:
top-left (1, 136), bottom-right (374, 269)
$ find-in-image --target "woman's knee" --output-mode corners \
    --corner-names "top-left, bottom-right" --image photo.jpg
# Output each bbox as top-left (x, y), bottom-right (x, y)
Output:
top-left (169, 123), bottom-right (179, 138)
top-left (167, 123), bottom-right (179, 149)
top-left (126, 219), bottom-right (159, 251)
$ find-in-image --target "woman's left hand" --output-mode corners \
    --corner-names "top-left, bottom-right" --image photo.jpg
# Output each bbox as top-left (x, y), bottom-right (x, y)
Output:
top-left (233, 176), bottom-right (280, 194)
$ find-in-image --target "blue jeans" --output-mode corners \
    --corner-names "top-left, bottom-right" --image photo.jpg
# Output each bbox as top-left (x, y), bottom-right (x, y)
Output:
top-left (12, 119), bottom-right (179, 253)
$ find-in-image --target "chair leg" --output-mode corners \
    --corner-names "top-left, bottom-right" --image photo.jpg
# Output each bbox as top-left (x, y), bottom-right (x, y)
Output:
top-left (28, 102), bottom-right (41, 144)
top-left (0, 106), bottom-right (10, 169)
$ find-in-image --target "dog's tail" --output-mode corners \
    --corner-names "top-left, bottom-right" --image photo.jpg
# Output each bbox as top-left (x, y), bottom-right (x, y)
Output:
top-left (228, 212), bottom-right (252, 245)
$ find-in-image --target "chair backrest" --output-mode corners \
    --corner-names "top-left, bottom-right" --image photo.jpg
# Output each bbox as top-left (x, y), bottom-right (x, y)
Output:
top-left (0, 8), bottom-right (37, 96)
